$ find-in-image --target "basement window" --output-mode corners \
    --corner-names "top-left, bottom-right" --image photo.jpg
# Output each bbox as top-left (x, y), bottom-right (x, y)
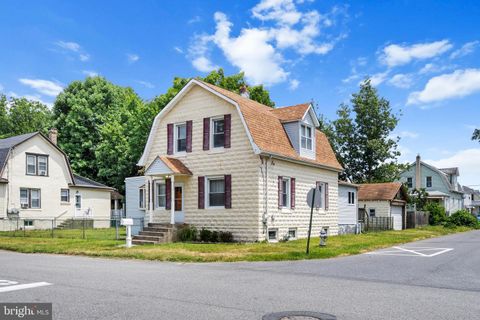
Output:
top-left (268, 229), bottom-right (278, 241)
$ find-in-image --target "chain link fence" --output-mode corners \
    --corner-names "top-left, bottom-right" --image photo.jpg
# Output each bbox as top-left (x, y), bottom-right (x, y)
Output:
top-left (0, 218), bottom-right (144, 240)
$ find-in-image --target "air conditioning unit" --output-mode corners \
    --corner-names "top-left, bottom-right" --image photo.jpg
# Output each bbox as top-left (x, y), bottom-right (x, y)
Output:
top-left (39, 170), bottom-right (47, 176)
top-left (21, 203), bottom-right (29, 209)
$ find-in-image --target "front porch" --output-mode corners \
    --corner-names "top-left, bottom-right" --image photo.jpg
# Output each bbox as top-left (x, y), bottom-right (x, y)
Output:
top-left (143, 156), bottom-right (193, 226)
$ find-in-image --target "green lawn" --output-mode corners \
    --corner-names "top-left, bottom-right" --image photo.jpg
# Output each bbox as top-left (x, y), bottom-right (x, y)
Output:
top-left (0, 226), bottom-right (473, 262)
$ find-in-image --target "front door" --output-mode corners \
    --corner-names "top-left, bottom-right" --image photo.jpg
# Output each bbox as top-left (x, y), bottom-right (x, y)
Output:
top-left (174, 184), bottom-right (184, 223)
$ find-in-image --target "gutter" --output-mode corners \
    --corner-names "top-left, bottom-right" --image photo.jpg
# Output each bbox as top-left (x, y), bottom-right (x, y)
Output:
top-left (259, 152), bottom-right (343, 173)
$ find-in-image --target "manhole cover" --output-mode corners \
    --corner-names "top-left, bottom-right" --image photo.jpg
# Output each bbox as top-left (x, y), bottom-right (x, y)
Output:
top-left (263, 311), bottom-right (336, 320)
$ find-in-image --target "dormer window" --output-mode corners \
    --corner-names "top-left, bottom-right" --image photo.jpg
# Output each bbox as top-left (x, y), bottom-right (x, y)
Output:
top-left (301, 124), bottom-right (313, 150)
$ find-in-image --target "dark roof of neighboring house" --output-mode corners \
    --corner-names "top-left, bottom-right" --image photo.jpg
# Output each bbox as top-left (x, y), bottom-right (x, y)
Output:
top-left (463, 185), bottom-right (480, 195)
top-left (0, 132), bottom-right (38, 174)
top-left (0, 132), bottom-right (114, 191)
top-left (358, 182), bottom-right (404, 201)
top-left (73, 174), bottom-right (114, 190)
top-left (199, 80), bottom-right (343, 171)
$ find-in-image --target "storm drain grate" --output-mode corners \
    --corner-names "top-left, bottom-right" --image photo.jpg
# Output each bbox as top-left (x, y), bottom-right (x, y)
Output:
top-left (262, 311), bottom-right (336, 320)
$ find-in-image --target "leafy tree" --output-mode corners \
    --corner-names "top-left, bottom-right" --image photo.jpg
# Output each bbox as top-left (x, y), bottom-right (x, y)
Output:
top-left (473, 129), bottom-right (480, 141)
top-left (53, 77), bottom-right (143, 192)
top-left (409, 188), bottom-right (429, 211)
top-left (326, 79), bottom-right (401, 183)
top-left (0, 94), bottom-right (53, 138)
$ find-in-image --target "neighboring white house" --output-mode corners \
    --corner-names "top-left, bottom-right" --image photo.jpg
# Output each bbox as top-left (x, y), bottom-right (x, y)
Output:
top-left (338, 181), bottom-right (359, 234)
top-left (126, 79), bottom-right (343, 242)
top-left (0, 130), bottom-right (113, 230)
top-left (463, 185), bottom-right (480, 216)
top-left (358, 182), bottom-right (407, 231)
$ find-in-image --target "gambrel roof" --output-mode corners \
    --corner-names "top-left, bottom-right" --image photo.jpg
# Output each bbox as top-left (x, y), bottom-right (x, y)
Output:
top-left (139, 79), bottom-right (342, 171)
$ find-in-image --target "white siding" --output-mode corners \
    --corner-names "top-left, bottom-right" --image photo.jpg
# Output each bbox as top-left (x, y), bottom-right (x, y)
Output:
top-left (1, 135), bottom-right (111, 222)
top-left (125, 176), bottom-right (146, 235)
top-left (283, 122), bottom-right (300, 153)
top-left (338, 185), bottom-right (357, 225)
top-left (144, 85), bottom-right (261, 241)
top-left (263, 158), bottom-right (339, 241)
top-left (0, 184), bottom-right (6, 218)
top-left (358, 200), bottom-right (391, 218)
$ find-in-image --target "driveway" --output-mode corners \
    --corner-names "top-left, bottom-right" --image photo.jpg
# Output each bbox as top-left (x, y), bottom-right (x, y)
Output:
top-left (0, 230), bottom-right (479, 320)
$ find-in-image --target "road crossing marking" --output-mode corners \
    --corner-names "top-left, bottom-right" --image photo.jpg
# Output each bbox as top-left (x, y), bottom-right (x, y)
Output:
top-left (0, 281), bottom-right (52, 293)
top-left (366, 246), bottom-right (453, 257)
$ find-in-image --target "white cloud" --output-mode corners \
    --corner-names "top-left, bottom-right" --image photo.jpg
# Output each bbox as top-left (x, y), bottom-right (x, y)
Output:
top-left (127, 53), bottom-right (139, 63)
top-left (55, 41), bottom-right (81, 52)
top-left (135, 80), bottom-right (155, 89)
top-left (55, 41), bottom-right (90, 61)
top-left (23, 94), bottom-right (53, 108)
top-left (174, 46), bottom-right (184, 54)
top-left (388, 73), bottom-right (414, 89)
top-left (395, 131), bottom-right (419, 139)
top-left (289, 79), bottom-right (300, 90)
top-left (425, 149), bottom-right (480, 187)
top-left (187, 1), bottom-right (347, 85)
top-left (188, 16), bottom-right (201, 24)
top-left (82, 70), bottom-right (98, 77)
top-left (18, 78), bottom-right (63, 97)
top-left (380, 40), bottom-right (452, 67)
top-left (418, 63), bottom-right (455, 75)
top-left (450, 41), bottom-right (479, 59)
top-left (368, 71), bottom-right (390, 86)
top-left (211, 12), bottom-right (288, 85)
top-left (407, 68), bottom-right (480, 105)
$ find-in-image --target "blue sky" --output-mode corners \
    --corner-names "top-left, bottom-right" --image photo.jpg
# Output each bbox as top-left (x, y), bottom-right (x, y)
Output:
top-left (1, 0), bottom-right (479, 186)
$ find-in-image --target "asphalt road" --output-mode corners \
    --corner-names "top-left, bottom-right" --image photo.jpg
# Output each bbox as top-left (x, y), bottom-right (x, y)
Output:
top-left (1, 230), bottom-right (479, 320)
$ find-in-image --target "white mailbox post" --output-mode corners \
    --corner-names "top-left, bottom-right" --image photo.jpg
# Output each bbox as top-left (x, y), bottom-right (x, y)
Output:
top-left (121, 218), bottom-right (134, 248)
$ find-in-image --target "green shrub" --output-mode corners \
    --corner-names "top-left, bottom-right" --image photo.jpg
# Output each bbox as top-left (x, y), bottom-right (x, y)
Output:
top-left (219, 231), bottom-right (234, 243)
top-left (210, 231), bottom-right (219, 243)
top-left (178, 225), bottom-right (197, 242)
top-left (445, 210), bottom-right (479, 228)
top-left (199, 228), bottom-right (212, 242)
top-left (425, 202), bottom-right (446, 225)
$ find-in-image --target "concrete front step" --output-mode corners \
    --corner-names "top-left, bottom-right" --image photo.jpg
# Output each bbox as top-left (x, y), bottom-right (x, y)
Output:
top-left (143, 227), bottom-right (171, 233)
top-left (132, 239), bottom-right (156, 245)
top-left (148, 223), bottom-right (173, 228)
top-left (139, 230), bottom-right (166, 237)
top-left (134, 235), bottom-right (164, 241)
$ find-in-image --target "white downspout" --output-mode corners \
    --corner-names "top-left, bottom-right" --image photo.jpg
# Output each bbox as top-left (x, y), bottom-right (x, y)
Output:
top-left (170, 175), bottom-right (175, 225)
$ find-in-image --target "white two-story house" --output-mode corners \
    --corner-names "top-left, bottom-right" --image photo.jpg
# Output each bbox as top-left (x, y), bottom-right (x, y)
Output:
top-left (127, 79), bottom-right (343, 242)
top-left (0, 130), bottom-right (113, 230)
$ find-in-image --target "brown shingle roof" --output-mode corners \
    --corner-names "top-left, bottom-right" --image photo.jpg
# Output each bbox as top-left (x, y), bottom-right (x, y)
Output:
top-left (270, 103), bottom-right (311, 122)
top-left (358, 182), bottom-right (403, 201)
top-left (160, 156), bottom-right (192, 175)
top-left (199, 81), bottom-right (342, 171)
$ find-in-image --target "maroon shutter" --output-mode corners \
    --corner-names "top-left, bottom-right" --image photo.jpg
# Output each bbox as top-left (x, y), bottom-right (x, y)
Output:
top-left (152, 181), bottom-right (155, 209)
top-left (167, 123), bottom-right (174, 155)
top-left (203, 118), bottom-right (210, 150)
top-left (186, 120), bottom-right (193, 153)
top-left (198, 176), bottom-right (205, 209)
top-left (290, 178), bottom-right (296, 209)
top-left (224, 114), bottom-right (231, 148)
top-left (165, 178), bottom-right (171, 210)
top-left (225, 174), bottom-right (232, 209)
top-left (278, 176), bottom-right (283, 208)
top-left (325, 182), bottom-right (329, 210)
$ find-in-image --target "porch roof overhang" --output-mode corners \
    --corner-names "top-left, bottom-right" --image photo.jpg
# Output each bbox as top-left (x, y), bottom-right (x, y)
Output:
top-left (145, 156), bottom-right (192, 176)
top-left (426, 191), bottom-right (450, 199)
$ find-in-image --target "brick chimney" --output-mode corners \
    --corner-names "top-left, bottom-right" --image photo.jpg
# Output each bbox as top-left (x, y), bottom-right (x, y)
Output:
top-left (48, 128), bottom-right (58, 145)
top-left (239, 84), bottom-right (249, 98)
top-left (415, 154), bottom-right (421, 189)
